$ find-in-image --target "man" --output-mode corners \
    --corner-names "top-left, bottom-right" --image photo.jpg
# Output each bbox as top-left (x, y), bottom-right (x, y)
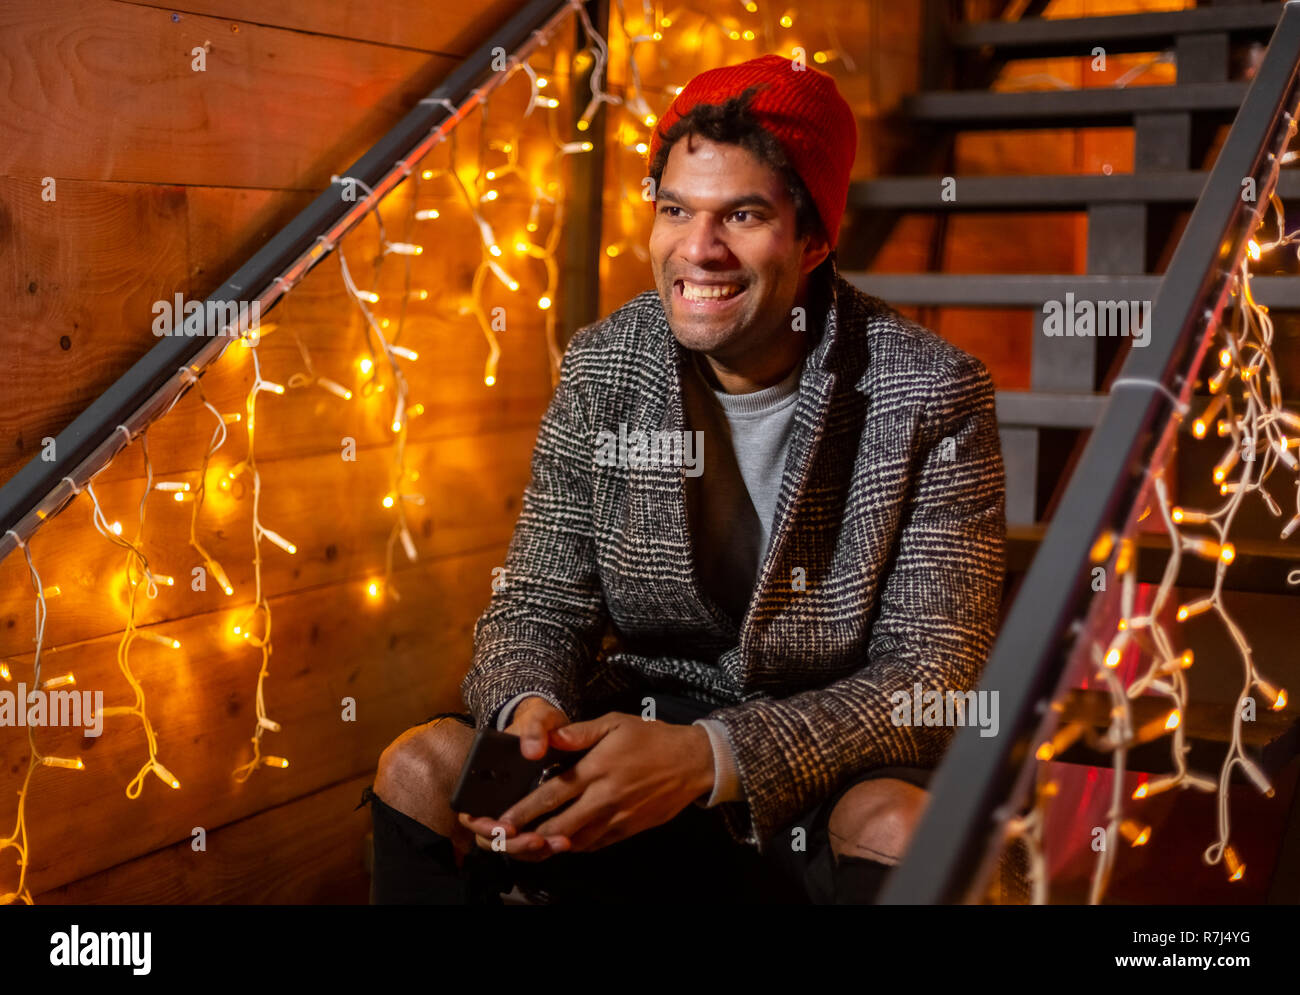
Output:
top-left (363, 53), bottom-right (1005, 904)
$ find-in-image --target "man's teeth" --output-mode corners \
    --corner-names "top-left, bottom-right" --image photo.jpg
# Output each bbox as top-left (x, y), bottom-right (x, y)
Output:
top-left (681, 281), bottom-right (742, 300)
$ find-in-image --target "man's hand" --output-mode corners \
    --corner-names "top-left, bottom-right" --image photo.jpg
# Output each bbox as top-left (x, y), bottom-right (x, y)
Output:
top-left (457, 696), bottom-right (569, 859)
top-left (461, 711), bottom-right (716, 861)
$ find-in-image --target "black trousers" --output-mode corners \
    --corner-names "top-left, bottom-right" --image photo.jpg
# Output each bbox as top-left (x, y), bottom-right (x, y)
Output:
top-left (361, 689), bottom-right (933, 904)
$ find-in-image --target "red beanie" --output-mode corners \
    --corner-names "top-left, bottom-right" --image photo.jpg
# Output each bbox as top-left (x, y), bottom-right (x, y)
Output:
top-left (646, 53), bottom-right (858, 248)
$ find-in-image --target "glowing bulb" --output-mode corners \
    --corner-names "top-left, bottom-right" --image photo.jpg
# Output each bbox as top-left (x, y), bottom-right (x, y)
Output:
top-left (41, 757), bottom-right (84, 771)
top-left (644, 114), bottom-right (657, 127)
top-left (780, 14), bottom-right (793, 27)
top-left (606, 245), bottom-right (621, 258)
top-left (390, 346), bottom-right (418, 361)
top-left (109, 521), bottom-right (123, 536)
top-left (660, 16), bottom-right (672, 26)
top-left (743, 29), bottom-right (755, 40)
top-left (516, 240), bottom-right (530, 253)
top-left (483, 189), bottom-right (499, 202)
top-left (1224, 845), bottom-right (1245, 881)
top-left (635, 142), bottom-right (648, 155)
top-left (1219, 543), bottom-right (1236, 563)
top-left (382, 495), bottom-right (395, 509)
top-left (357, 291), bottom-right (380, 304)
top-left (415, 209), bottom-right (440, 220)
top-left (1104, 647), bottom-right (1121, 668)
top-left (358, 357), bottom-right (373, 375)
top-left (1132, 783), bottom-right (1148, 799)
top-left (728, 30), bottom-right (740, 40)
top-left (39, 674), bottom-right (75, 690)
top-left (1120, 820), bottom-right (1151, 847)
top-left (744, 0), bottom-right (758, 10)
top-left (485, 170), bottom-right (497, 180)
top-left (1192, 420), bottom-right (1207, 439)
top-left (538, 296), bottom-right (552, 310)
top-left (261, 528), bottom-right (297, 556)
top-left (1247, 239), bottom-right (1261, 261)
top-left (367, 581), bottom-right (381, 599)
top-left (421, 169), bottom-right (434, 179)
top-left (1164, 710), bottom-right (1180, 731)
top-left (485, 375), bottom-right (496, 386)
top-left (1219, 348), bottom-right (1233, 367)
top-left (317, 377), bottom-right (352, 401)
top-left (263, 756), bottom-right (290, 769)
top-left (577, 119), bottom-right (589, 131)
top-left (489, 244), bottom-right (503, 257)
top-left (813, 50), bottom-right (829, 63)
top-left (152, 761), bottom-right (180, 789)
top-left (387, 242), bottom-right (423, 255)
top-left (537, 76), bottom-right (548, 88)
top-left (652, 31), bottom-right (662, 41)
top-left (155, 482), bottom-right (190, 493)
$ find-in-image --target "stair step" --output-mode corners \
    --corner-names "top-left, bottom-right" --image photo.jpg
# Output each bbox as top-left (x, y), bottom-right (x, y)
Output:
top-left (849, 170), bottom-right (1300, 211)
top-left (903, 82), bottom-right (1247, 128)
top-left (1007, 523), bottom-right (1300, 596)
top-left (952, 6), bottom-right (1281, 58)
top-left (845, 273), bottom-right (1300, 309)
top-left (1049, 690), bottom-right (1295, 778)
top-left (996, 390), bottom-right (1105, 429)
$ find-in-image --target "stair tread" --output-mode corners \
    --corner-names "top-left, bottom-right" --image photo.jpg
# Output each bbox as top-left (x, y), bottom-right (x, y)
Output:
top-left (1007, 523), bottom-right (1300, 596)
top-left (903, 81), bottom-right (1248, 126)
top-left (844, 273), bottom-right (1300, 309)
top-left (953, 6), bottom-right (1281, 54)
top-left (849, 170), bottom-right (1300, 210)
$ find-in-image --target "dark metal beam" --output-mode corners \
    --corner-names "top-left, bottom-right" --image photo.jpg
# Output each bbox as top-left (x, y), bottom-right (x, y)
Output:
top-left (882, 3), bottom-right (1300, 904)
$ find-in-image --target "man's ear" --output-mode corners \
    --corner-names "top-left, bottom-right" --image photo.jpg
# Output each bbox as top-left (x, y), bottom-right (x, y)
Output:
top-left (802, 235), bottom-right (831, 275)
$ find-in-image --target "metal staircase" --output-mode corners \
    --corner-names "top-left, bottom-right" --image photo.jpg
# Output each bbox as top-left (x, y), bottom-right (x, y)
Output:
top-left (869, 0), bottom-right (1300, 903)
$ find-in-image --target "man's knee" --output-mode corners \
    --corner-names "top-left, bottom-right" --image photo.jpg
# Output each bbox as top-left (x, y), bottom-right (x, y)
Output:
top-left (374, 717), bottom-right (475, 834)
top-left (826, 777), bottom-right (929, 863)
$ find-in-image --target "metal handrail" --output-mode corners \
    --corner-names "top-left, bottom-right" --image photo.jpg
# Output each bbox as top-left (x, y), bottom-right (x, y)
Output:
top-left (882, 0), bottom-right (1300, 904)
top-left (0, 0), bottom-right (576, 565)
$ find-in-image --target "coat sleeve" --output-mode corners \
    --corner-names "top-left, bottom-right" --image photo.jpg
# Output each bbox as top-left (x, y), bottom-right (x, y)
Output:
top-left (459, 341), bottom-right (610, 728)
top-left (705, 351), bottom-right (1006, 849)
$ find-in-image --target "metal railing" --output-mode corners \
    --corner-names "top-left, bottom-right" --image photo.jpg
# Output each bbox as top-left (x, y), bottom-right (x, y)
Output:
top-left (0, 0), bottom-right (582, 566)
top-left (882, 1), bottom-right (1300, 904)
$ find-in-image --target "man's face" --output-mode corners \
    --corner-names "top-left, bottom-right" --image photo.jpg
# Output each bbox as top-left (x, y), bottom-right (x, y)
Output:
top-left (649, 134), bottom-right (828, 364)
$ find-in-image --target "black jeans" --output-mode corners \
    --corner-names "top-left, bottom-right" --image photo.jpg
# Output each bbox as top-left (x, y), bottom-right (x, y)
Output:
top-left (361, 689), bottom-right (933, 904)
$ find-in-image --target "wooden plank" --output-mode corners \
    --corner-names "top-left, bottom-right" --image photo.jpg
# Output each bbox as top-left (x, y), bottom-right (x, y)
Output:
top-left (129, 0), bottom-right (533, 56)
top-left (0, 544), bottom-right (501, 895)
top-left (0, 167), bottom-right (562, 489)
top-left (35, 774), bottom-right (375, 904)
top-left (0, 424), bottom-right (539, 658)
top-left (0, 0), bottom-right (457, 188)
top-left (0, 179), bottom-right (191, 489)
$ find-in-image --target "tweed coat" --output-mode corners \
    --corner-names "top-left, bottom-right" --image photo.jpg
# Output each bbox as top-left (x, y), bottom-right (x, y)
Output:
top-left (460, 259), bottom-right (1006, 850)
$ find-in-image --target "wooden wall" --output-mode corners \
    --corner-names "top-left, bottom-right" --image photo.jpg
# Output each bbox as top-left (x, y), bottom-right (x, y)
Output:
top-left (0, 0), bottom-right (564, 903)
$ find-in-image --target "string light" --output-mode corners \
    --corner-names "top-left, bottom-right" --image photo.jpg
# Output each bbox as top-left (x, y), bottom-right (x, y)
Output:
top-left (1002, 120), bottom-right (1299, 902)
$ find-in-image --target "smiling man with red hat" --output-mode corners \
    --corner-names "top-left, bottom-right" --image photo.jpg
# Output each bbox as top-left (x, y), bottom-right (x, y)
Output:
top-left (367, 52), bottom-right (1007, 904)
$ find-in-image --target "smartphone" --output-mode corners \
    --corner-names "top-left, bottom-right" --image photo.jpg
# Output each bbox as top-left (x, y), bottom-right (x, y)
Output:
top-left (450, 727), bottom-right (585, 821)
